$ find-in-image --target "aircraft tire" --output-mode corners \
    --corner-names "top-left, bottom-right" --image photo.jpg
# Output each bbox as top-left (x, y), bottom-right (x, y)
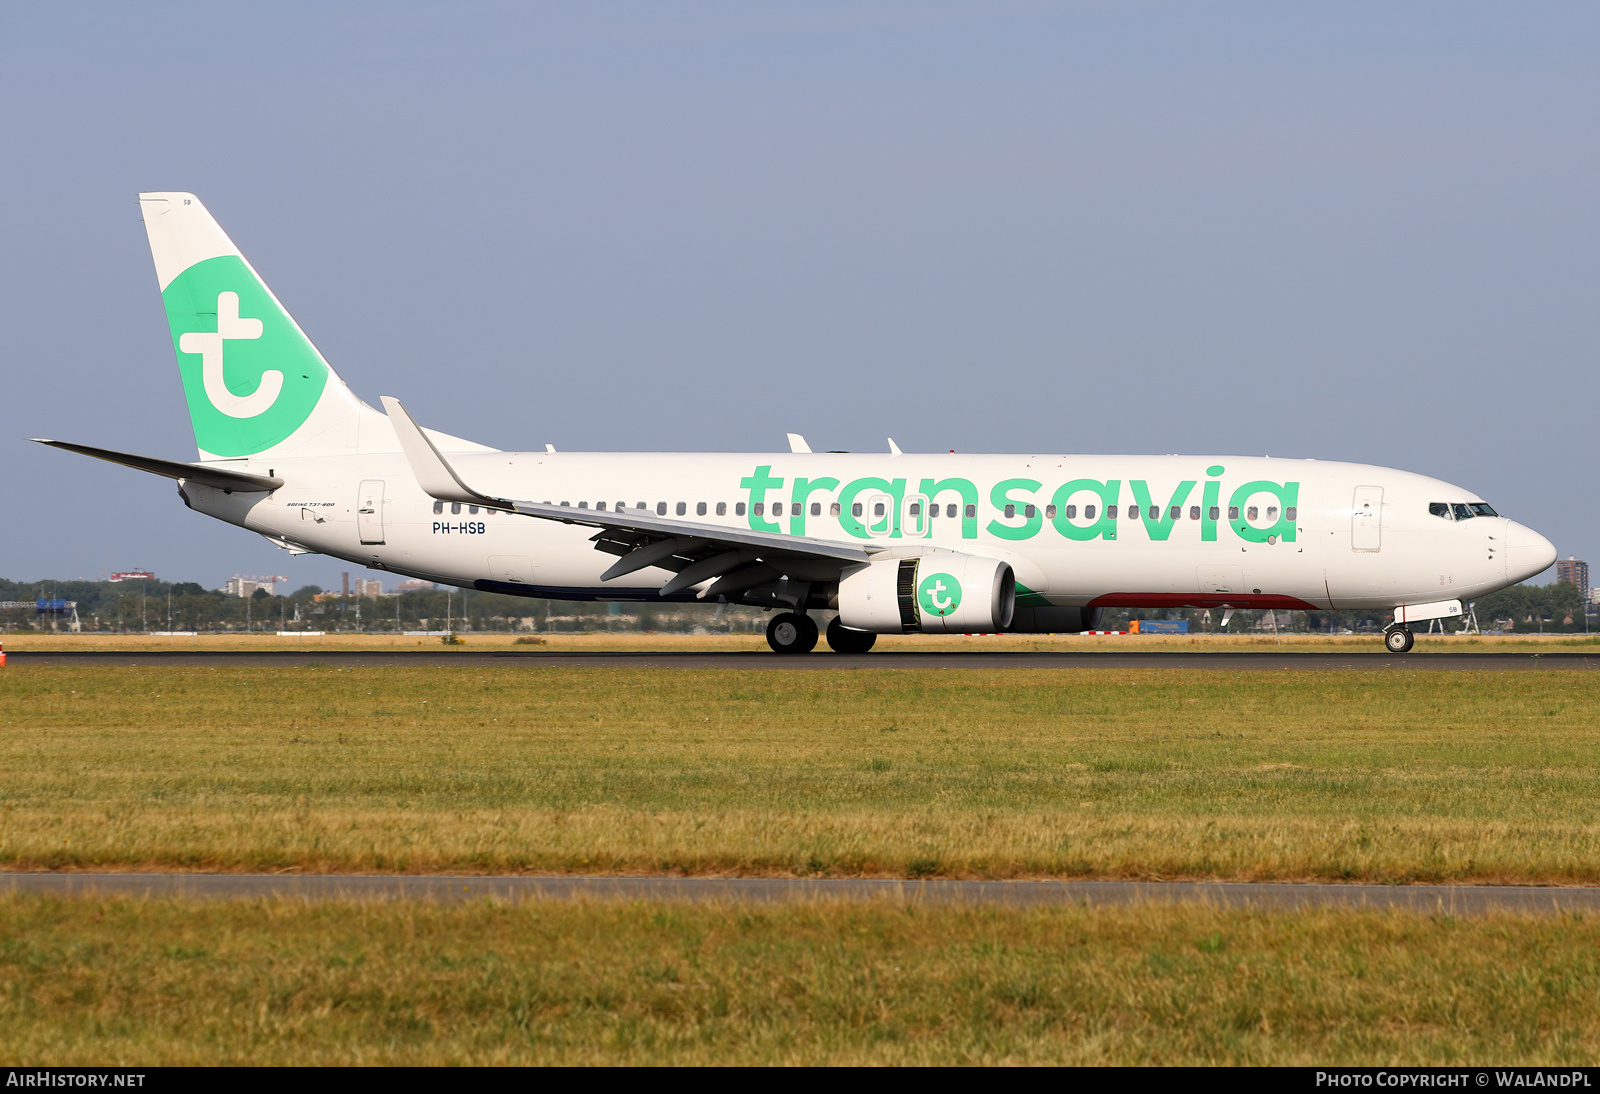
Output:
top-left (826, 616), bottom-right (878, 654)
top-left (1384, 626), bottom-right (1414, 654)
top-left (767, 612), bottom-right (819, 654)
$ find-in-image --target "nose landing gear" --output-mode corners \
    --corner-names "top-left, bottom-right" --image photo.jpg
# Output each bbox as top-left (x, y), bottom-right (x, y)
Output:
top-left (1384, 626), bottom-right (1415, 654)
top-left (766, 612), bottom-right (819, 654)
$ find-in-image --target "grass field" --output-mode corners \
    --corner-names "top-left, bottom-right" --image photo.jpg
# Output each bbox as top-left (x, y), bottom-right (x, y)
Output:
top-left (2, 662), bottom-right (1598, 882)
top-left (3, 895), bottom-right (1596, 1065)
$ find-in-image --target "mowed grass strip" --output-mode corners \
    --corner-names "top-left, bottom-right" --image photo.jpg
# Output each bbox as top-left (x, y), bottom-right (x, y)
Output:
top-left (2, 665), bottom-right (1598, 881)
top-left (3, 895), bottom-right (1598, 1065)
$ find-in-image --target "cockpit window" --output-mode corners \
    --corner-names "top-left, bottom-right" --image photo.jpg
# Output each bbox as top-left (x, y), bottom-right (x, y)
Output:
top-left (1429, 502), bottom-right (1451, 519)
top-left (1469, 502), bottom-right (1498, 517)
top-left (1451, 503), bottom-right (1474, 521)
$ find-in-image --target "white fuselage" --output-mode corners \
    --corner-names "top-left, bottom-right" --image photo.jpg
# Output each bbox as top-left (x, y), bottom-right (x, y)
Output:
top-left (179, 450), bottom-right (1554, 613)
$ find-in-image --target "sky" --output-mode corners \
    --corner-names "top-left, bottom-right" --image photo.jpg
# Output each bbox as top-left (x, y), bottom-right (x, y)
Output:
top-left (1, 1), bottom-right (1596, 591)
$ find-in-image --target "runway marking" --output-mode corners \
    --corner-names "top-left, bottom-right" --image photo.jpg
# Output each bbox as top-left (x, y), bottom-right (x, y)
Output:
top-left (2, 873), bottom-right (1596, 914)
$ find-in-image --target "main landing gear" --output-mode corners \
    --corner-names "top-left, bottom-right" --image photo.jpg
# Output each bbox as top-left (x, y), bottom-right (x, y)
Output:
top-left (766, 612), bottom-right (819, 654)
top-left (825, 616), bottom-right (877, 654)
top-left (764, 613), bottom-right (879, 654)
top-left (1384, 626), bottom-right (1415, 654)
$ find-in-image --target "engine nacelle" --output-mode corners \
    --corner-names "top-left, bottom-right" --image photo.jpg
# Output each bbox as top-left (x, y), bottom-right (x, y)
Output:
top-left (836, 553), bottom-right (1015, 634)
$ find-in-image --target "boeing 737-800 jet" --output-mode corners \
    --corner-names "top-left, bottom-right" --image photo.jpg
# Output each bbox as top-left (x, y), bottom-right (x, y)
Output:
top-left (35, 193), bottom-right (1557, 654)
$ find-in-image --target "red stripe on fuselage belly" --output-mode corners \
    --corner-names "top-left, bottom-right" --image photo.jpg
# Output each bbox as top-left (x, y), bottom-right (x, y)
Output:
top-left (1087, 593), bottom-right (1321, 610)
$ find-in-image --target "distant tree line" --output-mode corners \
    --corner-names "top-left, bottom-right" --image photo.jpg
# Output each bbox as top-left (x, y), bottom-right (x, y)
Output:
top-left (0, 577), bottom-right (773, 634)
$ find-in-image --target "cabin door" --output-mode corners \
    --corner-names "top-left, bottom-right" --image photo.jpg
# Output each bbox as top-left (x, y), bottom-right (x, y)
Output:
top-left (358, 480), bottom-right (386, 545)
top-left (1351, 486), bottom-right (1383, 552)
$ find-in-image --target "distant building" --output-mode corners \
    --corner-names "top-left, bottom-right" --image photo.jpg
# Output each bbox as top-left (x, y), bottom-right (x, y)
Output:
top-left (226, 574), bottom-right (288, 597)
top-left (108, 571), bottom-right (155, 583)
top-left (1556, 558), bottom-right (1590, 604)
top-left (354, 578), bottom-right (383, 599)
top-left (395, 580), bottom-right (436, 593)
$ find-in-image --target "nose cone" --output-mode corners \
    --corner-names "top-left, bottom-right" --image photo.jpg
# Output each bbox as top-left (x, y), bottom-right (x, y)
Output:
top-left (1505, 521), bottom-right (1557, 584)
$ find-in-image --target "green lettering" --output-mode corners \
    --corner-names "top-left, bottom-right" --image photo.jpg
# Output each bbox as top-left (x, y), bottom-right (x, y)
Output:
top-left (1228, 480), bottom-right (1300, 543)
top-left (739, 465), bottom-right (785, 533)
top-left (1202, 480), bottom-right (1220, 542)
top-left (837, 477), bottom-right (906, 539)
top-left (919, 477), bottom-right (980, 539)
top-left (1050, 479), bottom-right (1120, 541)
top-left (1129, 480), bottom-right (1196, 541)
top-left (987, 478), bottom-right (1043, 540)
top-left (789, 476), bottom-right (840, 536)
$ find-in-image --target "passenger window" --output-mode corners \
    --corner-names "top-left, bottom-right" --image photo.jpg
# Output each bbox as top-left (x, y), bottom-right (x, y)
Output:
top-left (948, 504), bottom-right (958, 518)
top-left (1228, 506), bottom-right (1239, 520)
top-left (1453, 503), bottom-right (1473, 521)
top-left (637, 502), bottom-right (647, 510)
top-left (596, 501), bottom-right (606, 511)
top-left (452, 502), bottom-right (463, 515)
top-left (433, 501), bottom-right (443, 514)
top-left (852, 503), bottom-right (863, 518)
top-left (1024, 504), bottom-right (1036, 519)
top-left (716, 502), bottom-right (726, 516)
top-left (873, 502), bottom-right (885, 517)
top-left (696, 501), bottom-right (707, 516)
top-left (1149, 506), bottom-right (1159, 520)
top-left (1209, 506), bottom-right (1220, 521)
top-left (1266, 506), bottom-right (1278, 520)
top-left (772, 502), bottom-right (784, 517)
top-left (1189, 506), bottom-right (1200, 520)
top-left (1083, 505), bottom-right (1094, 520)
top-left (964, 504), bottom-right (976, 519)
top-left (1247, 506), bottom-right (1258, 521)
top-left (1004, 504), bottom-right (1016, 519)
top-left (676, 502), bottom-right (686, 516)
top-left (910, 502), bottom-right (922, 517)
top-left (469, 505), bottom-right (479, 514)
top-left (754, 503), bottom-right (764, 516)
top-left (656, 502), bottom-right (667, 515)
top-left (736, 502), bottom-right (746, 516)
top-left (1170, 506), bottom-right (1181, 520)
top-left (1045, 505), bottom-right (1057, 519)
top-left (1286, 507), bottom-right (1297, 521)
top-left (831, 503), bottom-right (842, 517)
top-left (1429, 502), bottom-right (1450, 519)
top-left (576, 502), bottom-right (586, 510)
top-left (1108, 505), bottom-right (1118, 519)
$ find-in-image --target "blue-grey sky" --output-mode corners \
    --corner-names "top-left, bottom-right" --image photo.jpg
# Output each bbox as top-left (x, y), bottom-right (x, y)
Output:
top-left (2, 1), bottom-right (1595, 591)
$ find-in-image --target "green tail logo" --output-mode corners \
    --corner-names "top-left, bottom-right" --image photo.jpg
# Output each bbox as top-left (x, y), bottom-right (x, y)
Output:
top-left (162, 255), bottom-right (328, 457)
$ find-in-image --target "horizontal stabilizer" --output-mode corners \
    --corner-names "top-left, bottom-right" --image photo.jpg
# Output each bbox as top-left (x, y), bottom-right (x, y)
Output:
top-left (31, 439), bottom-right (283, 491)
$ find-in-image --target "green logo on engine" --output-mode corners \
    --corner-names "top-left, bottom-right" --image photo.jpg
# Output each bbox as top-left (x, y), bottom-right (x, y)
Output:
top-left (162, 255), bottom-right (328, 456)
top-left (918, 572), bottom-right (961, 617)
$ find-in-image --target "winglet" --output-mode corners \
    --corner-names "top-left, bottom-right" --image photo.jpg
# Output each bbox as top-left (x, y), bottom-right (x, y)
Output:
top-left (380, 396), bottom-right (504, 508)
top-left (887, 437), bottom-right (903, 456)
top-left (787, 433), bottom-right (812, 454)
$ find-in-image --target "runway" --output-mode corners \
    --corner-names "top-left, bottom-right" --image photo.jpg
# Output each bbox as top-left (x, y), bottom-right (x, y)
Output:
top-left (2, 873), bottom-right (1595, 914)
top-left (9, 649), bottom-right (1598, 670)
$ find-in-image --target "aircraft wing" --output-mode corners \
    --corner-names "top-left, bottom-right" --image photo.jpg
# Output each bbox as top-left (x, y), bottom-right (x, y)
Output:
top-left (30, 439), bottom-right (284, 492)
top-left (381, 397), bottom-right (877, 597)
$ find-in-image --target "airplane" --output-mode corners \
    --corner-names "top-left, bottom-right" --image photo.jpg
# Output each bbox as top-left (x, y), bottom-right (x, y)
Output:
top-left (34, 193), bottom-right (1557, 655)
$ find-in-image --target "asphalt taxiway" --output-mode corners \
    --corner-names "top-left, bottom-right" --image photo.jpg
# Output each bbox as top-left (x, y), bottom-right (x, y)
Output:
top-left (2, 873), bottom-right (1595, 915)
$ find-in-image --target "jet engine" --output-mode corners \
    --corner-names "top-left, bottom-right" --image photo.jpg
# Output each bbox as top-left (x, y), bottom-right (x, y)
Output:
top-left (835, 553), bottom-right (1015, 634)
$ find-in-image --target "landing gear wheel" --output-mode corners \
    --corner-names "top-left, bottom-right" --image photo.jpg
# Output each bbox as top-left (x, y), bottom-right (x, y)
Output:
top-left (1384, 626), bottom-right (1415, 654)
top-left (766, 612), bottom-right (819, 654)
top-left (826, 616), bottom-right (878, 654)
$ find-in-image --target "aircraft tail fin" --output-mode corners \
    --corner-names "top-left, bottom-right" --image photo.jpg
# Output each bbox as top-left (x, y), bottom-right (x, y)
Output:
top-left (138, 192), bottom-right (385, 460)
top-left (140, 193), bottom-right (496, 462)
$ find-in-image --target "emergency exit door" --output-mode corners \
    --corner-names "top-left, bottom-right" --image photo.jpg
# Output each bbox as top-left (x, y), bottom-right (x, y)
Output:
top-left (1351, 486), bottom-right (1382, 552)
top-left (358, 480), bottom-right (386, 545)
